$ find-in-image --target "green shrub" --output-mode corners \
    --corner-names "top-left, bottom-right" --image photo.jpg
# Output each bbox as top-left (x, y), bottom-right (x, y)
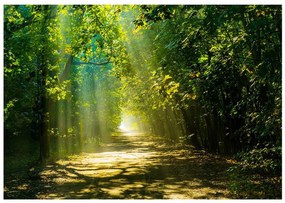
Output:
top-left (227, 145), bottom-right (281, 199)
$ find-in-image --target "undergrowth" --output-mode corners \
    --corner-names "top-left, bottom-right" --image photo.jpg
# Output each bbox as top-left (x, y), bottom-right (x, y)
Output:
top-left (227, 145), bottom-right (281, 199)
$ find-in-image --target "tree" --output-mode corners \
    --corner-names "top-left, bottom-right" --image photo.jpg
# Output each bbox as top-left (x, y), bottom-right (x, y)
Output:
top-left (4, 5), bottom-right (128, 161)
top-left (132, 5), bottom-right (281, 153)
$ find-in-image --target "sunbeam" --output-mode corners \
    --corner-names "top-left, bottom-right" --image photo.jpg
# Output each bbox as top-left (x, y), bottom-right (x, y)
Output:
top-left (4, 5), bottom-right (281, 200)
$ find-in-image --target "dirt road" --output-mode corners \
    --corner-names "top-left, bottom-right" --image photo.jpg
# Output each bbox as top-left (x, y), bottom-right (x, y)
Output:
top-left (5, 132), bottom-right (235, 199)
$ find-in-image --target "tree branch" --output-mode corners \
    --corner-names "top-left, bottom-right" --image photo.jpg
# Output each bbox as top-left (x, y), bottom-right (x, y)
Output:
top-left (73, 60), bottom-right (110, 66)
top-left (59, 56), bottom-right (110, 82)
top-left (5, 13), bottom-right (57, 38)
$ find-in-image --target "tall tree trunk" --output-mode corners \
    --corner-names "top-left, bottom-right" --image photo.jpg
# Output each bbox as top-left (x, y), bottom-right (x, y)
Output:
top-left (38, 51), bottom-right (49, 163)
top-left (59, 55), bottom-right (74, 82)
top-left (181, 107), bottom-right (200, 148)
top-left (204, 111), bottom-right (217, 152)
top-left (38, 6), bottom-right (51, 163)
top-left (39, 95), bottom-right (49, 163)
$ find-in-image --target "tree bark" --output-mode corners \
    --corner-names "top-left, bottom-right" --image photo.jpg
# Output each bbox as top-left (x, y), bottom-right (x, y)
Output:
top-left (59, 55), bottom-right (74, 82)
top-left (38, 6), bottom-right (51, 163)
top-left (181, 107), bottom-right (200, 148)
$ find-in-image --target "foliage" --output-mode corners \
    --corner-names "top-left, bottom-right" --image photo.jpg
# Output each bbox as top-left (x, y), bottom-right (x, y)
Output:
top-left (4, 4), bottom-right (282, 199)
top-left (127, 8), bottom-right (282, 198)
top-left (132, 5), bottom-right (281, 153)
top-left (227, 145), bottom-right (281, 199)
top-left (4, 3), bottom-right (281, 184)
top-left (4, 5), bottom-right (126, 161)
top-left (232, 145), bottom-right (281, 176)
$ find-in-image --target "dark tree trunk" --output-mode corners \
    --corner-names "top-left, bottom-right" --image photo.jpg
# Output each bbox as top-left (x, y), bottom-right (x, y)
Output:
top-left (205, 110), bottom-right (218, 153)
top-left (38, 6), bottom-right (51, 163)
top-left (181, 108), bottom-right (200, 148)
top-left (38, 50), bottom-right (50, 163)
top-left (39, 95), bottom-right (49, 163)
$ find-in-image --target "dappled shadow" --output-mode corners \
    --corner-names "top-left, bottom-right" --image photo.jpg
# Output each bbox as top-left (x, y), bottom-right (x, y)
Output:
top-left (34, 132), bottom-right (235, 199)
top-left (5, 132), bottom-right (236, 199)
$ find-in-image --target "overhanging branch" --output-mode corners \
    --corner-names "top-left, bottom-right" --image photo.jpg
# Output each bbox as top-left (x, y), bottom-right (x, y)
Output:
top-left (73, 60), bottom-right (110, 66)
top-left (59, 56), bottom-right (110, 82)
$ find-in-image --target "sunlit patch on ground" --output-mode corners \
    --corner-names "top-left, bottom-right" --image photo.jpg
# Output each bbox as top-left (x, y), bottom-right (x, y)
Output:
top-left (17, 184), bottom-right (29, 191)
top-left (52, 177), bottom-right (85, 184)
top-left (19, 132), bottom-right (234, 199)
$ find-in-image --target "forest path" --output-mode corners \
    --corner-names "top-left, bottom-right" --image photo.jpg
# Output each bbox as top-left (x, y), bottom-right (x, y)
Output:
top-left (5, 132), bottom-right (235, 199)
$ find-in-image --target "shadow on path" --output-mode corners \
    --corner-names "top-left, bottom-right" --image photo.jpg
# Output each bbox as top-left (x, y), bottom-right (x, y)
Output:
top-left (4, 131), bottom-right (236, 199)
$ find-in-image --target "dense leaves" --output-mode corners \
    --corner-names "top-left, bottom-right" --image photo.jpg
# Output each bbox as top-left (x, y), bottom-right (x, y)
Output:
top-left (132, 5), bottom-right (281, 153)
top-left (4, 5), bottom-right (281, 199)
top-left (4, 5), bottom-right (126, 160)
top-left (129, 6), bottom-right (281, 198)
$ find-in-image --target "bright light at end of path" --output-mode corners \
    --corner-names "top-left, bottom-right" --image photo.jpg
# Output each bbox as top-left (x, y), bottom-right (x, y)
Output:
top-left (119, 114), bottom-right (140, 132)
top-left (119, 123), bottom-right (128, 131)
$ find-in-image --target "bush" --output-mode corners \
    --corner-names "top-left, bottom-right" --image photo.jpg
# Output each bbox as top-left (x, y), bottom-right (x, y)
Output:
top-left (227, 145), bottom-right (281, 199)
